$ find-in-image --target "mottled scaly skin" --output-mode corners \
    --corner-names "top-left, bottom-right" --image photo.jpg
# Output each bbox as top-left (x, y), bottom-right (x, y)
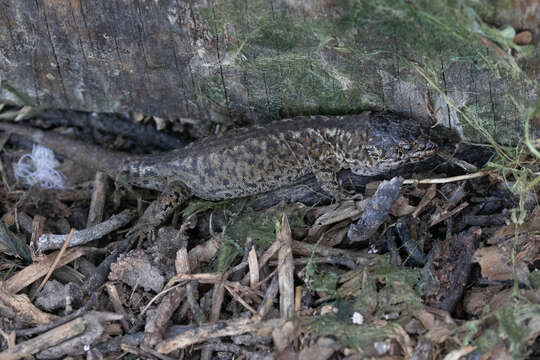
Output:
top-left (121, 112), bottom-right (438, 199)
top-left (0, 112), bottom-right (438, 199)
top-left (0, 112), bottom-right (437, 231)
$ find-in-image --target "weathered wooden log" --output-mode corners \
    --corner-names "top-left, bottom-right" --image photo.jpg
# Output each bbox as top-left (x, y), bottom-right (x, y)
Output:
top-left (0, 1), bottom-right (537, 144)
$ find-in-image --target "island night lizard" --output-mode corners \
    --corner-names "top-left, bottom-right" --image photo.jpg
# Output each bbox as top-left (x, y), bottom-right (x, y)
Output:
top-left (0, 112), bottom-right (438, 229)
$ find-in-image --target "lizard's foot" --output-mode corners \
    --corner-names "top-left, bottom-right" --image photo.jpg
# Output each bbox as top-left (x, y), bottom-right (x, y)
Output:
top-left (128, 181), bottom-right (191, 239)
top-left (315, 170), bottom-right (345, 202)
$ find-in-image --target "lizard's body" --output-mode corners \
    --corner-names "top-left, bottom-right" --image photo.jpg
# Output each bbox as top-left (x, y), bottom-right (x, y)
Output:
top-left (0, 112), bottom-right (437, 227)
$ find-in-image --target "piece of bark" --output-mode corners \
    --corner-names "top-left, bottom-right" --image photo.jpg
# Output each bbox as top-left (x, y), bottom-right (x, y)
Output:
top-left (200, 274), bottom-right (227, 360)
top-left (4, 248), bottom-right (91, 294)
top-left (346, 177), bottom-right (403, 245)
top-left (37, 209), bottom-right (134, 251)
top-left (82, 237), bottom-right (134, 296)
top-left (30, 215), bottom-right (45, 250)
top-left (208, 280), bottom-right (226, 323)
top-left (424, 228), bottom-right (480, 312)
top-left (35, 312), bottom-right (123, 359)
top-left (0, 317), bottom-right (86, 360)
top-left (165, 272), bottom-right (223, 288)
top-left (142, 287), bottom-right (186, 349)
top-left (412, 185), bottom-right (437, 218)
top-left (429, 202), bottom-right (469, 228)
top-left (156, 318), bottom-right (286, 353)
top-left (395, 217), bottom-right (425, 266)
top-left (86, 172), bottom-right (109, 227)
top-left (178, 241), bottom-right (207, 324)
top-left (32, 228), bottom-right (76, 301)
top-left (104, 284), bottom-right (131, 333)
top-left (240, 237), bottom-right (282, 286)
top-left (142, 231), bottom-right (191, 348)
top-left (257, 275), bottom-right (279, 318)
top-left (36, 109), bottom-right (188, 150)
top-left (277, 215), bottom-right (294, 320)
top-left (15, 292), bottom-right (98, 338)
top-left (34, 280), bottom-right (83, 312)
top-left (473, 244), bottom-right (531, 284)
top-left (93, 332), bottom-right (144, 355)
top-left (109, 250), bottom-right (165, 293)
top-left (187, 237), bottom-right (219, 272)
top-left (0, 284), bottom-right (57, 326)
top-left (224, 283), bottom-right (258, 315)
top-left (50, 265), bottom-right (85, 285)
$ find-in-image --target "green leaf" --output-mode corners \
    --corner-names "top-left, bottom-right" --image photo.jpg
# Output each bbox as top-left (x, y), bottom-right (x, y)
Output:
top-left (0, 222), bottom-right (32, 263)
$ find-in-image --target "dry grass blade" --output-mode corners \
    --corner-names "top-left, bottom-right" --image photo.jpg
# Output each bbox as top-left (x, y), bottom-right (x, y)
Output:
top-left (403, 171), bottom-right (492, 185)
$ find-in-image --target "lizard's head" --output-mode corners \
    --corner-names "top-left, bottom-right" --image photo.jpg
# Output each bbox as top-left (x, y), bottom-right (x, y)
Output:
top-left (350, 115), bottom-right (438, 176)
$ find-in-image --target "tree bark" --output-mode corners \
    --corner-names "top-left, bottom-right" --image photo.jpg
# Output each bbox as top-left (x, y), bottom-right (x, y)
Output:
top-left (0, 0), bottom-right (537, 144)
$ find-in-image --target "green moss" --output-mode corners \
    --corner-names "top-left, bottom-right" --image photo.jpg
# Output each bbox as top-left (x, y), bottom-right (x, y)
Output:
top-left (462, 302), bottom-right (540, 359)
top-left (304, 314), bottom-right (407, 352)
top-left (530, 270), bottom-right (540, 290)
top-left (474, 328), bottom-right (500, 353)
top-left (198, 0), bottom-right (536, 144)
top-left (213, 202), bottom-right (308, 271)
top-left (370, 254), bottom-right (423, 290)
top-left (496, 304), bottom-right (532, 358)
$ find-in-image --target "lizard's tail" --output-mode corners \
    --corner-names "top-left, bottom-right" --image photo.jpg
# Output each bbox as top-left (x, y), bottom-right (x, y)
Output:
top-left (0, 122), bottom-right (128, 177)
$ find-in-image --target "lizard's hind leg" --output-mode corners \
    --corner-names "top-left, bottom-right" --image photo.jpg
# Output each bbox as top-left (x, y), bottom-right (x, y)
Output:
top-left (130, 181), bottom-right (191, 237)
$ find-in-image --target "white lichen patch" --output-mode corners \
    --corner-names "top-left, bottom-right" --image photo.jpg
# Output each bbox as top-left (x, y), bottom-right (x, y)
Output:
top-left (13, 145), bottom-right (65, 189)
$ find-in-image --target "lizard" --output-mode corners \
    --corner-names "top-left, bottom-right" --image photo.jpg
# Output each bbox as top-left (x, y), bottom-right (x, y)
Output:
top-left (0, 112), bottom-right (438, 231)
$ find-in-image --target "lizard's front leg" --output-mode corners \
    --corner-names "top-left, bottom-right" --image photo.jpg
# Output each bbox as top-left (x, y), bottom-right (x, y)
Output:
top-left (130, 181), bottom-right (191, 237)
top-left (313, 169), bottom-right (342, 201)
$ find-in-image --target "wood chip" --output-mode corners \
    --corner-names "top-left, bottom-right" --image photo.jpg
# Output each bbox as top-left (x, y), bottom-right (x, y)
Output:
top-left (248, 245), bottom-right (259, 289)
top-left (0, 284), bottom-right (57, 326)
top-left (277, 215), bottom-right (294, 320)
top-left (412, 184), bottom-right (436, 218)
top-left (156, 318), bottom-right (286, 353)
top-left (0, 317), bottom-right (86, 360)
top-left (4, 247), bottom-right (91, 294)
top-left (429, 202), bottom-right (468, 227)
top-left (86, 171), bottom-right (109, 227)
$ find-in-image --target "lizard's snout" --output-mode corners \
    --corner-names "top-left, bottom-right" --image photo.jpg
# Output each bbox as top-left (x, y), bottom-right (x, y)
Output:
top-left (424, 139), bottom-right (438, 152)
top-left (407, 137), bottom-right (438, 160)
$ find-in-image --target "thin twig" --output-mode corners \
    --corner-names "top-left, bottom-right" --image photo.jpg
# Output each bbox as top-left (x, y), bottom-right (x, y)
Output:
top-left (31, 228), bottom-right (76, 301)
top-left (403, 171), bottom-right (492, 185)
